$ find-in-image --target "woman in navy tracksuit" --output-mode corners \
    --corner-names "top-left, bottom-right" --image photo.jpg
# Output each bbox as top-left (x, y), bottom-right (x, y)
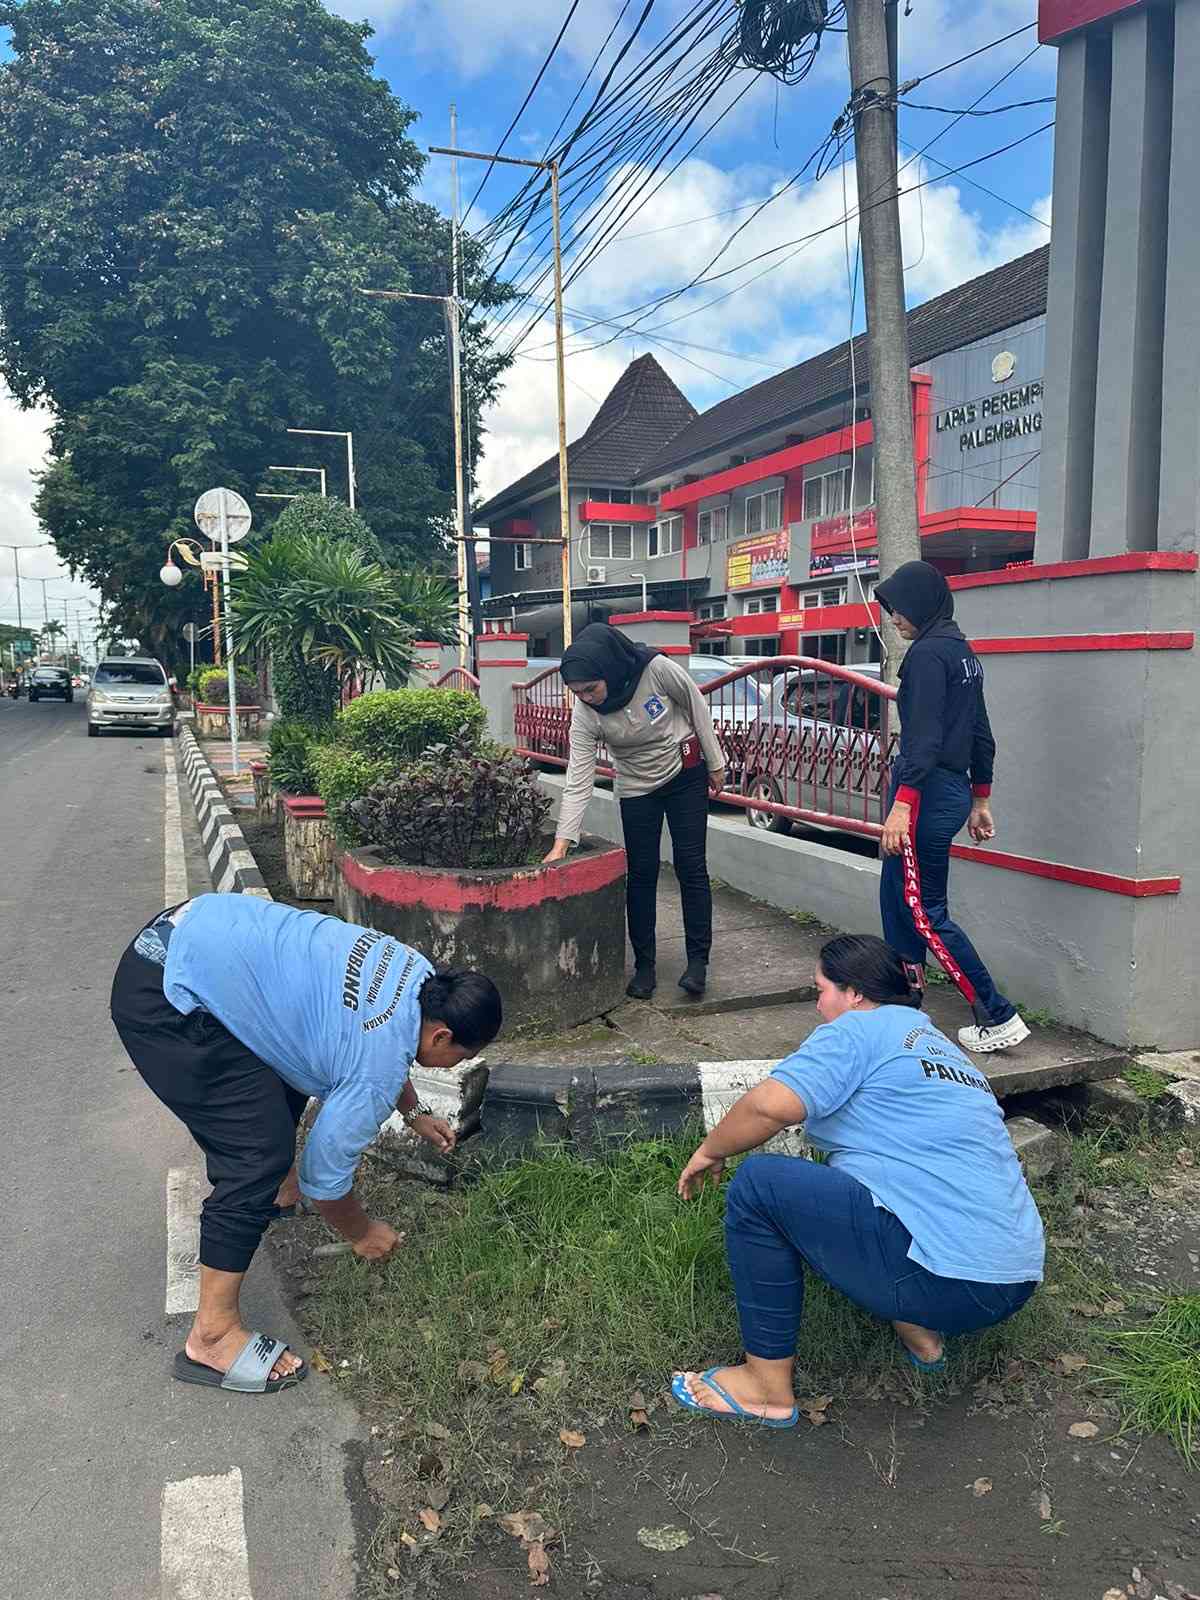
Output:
top-left (874, 561), bottom-right (1028, 1055)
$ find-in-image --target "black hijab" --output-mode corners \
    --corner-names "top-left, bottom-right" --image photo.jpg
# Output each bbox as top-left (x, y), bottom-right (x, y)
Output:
top-left (559, 622), bottom-right (659, 714)
top-left (874, 561), bottom-right (964, 664)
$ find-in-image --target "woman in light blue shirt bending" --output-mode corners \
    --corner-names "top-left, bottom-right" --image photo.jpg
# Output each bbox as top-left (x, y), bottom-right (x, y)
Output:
top-left (673, 934), bottom-right (1044, 1428)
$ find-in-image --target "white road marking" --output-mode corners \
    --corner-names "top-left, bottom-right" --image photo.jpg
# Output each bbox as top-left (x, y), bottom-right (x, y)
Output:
top-left (164, 742), bottom-right (189, 905)
top-left (165, 1166), bottom-right (206, 1315)
top-left (161, 1467), bottom-right (254, 1600)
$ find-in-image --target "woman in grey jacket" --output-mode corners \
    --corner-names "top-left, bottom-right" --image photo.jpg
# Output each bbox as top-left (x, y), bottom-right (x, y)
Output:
top-left (543, 624), bottom-right (725, 998)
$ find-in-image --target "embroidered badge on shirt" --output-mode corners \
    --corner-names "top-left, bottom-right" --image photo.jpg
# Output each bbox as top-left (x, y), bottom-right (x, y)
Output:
top-left (642, 694), bottom-right (668, 722)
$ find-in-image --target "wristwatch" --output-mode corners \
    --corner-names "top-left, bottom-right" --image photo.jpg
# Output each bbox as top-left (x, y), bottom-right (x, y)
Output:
top-left (401, 1103), bottom-right (433, 1126)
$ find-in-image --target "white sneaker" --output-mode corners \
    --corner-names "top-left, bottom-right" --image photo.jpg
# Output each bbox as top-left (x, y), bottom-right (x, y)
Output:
top-left (958, 1013), bottom-right (1031, 1054)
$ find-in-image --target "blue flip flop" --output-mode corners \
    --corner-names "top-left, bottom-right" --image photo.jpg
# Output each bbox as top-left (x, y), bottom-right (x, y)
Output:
top-left (903, 1346), bottom-right (947, 1373)
top-left (671, 1368), bottom-right (799, 1429)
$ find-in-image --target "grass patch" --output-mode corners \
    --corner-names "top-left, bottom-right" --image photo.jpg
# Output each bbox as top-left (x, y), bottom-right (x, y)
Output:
top-left (1095, 1294), bottom-right (1200, 1466)
top-left (1122, 1063), bottom-right (1172, 1101)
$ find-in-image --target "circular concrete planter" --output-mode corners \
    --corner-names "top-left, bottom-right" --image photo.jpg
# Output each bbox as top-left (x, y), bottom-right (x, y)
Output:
top-left (334, 838), bottom-right (628, 1032)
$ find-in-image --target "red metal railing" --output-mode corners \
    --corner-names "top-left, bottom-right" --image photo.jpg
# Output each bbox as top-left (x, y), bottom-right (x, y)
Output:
top-left (436, 667), bottom-right (482, 696)
top-left (513, 656), bottom-right (898, 839)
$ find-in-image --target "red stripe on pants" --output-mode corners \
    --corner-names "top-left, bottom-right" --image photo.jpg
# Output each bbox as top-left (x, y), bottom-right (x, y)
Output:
top-left (899, 827), bottom-right (979, 1007)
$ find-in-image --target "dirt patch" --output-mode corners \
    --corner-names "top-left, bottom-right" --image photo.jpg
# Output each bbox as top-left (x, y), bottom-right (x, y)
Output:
top-left (238, 811), bottom-right (332, 914)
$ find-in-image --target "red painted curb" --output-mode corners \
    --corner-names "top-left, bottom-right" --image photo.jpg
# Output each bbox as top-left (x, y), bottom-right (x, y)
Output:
top-left (339, 843), bottom-right (627, 914)
top-left (282, 795), bottom-right (328, 819)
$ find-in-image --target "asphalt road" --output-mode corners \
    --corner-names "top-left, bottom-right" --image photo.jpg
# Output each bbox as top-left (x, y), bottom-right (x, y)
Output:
top-left (0, 697), bottom-right (363, 1600)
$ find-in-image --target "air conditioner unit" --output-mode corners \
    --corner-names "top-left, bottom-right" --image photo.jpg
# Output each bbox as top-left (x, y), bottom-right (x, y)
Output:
top-left (586, 565), bottom-right (607, 584)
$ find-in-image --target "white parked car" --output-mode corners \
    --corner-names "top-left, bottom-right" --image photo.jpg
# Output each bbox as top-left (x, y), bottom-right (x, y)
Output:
top-left (87, 657), bottom-right (177, 737)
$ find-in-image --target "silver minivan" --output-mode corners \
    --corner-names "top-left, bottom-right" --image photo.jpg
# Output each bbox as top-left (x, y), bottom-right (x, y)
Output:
top-left (87, 656), bottom-right (176, 737)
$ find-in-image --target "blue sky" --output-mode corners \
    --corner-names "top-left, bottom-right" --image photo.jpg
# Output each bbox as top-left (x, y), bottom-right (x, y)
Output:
top-left (0, 1), bottom-right (1055, 632)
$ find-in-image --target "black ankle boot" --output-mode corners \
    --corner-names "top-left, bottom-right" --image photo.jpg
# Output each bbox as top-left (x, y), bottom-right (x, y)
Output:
top-left (678, 958), bottom-right (708, 995)
top-left (626, 964), bottom-right (657, 1000)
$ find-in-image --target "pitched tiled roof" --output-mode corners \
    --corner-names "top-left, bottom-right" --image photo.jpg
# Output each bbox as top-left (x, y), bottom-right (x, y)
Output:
top-left (637, 244), bottom-right (1051, 478)
top-left (476, 353), bottom-right (698, 521)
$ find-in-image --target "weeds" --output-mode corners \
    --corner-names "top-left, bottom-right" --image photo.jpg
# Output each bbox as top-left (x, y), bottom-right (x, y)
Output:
top-left (1094, 1294), bottom-right (1200, 1466)
top-left (1122, 1063), bottom-right (1172, 1101)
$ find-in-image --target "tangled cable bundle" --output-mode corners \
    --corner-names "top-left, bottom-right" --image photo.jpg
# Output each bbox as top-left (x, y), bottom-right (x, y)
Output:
top-left (725, 0), bottom-right (845, 84)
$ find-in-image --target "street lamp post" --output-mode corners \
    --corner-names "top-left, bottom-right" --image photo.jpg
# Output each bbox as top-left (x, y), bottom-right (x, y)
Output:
top-left (265, 465), bottom-right (327, 497)
top-left (287, 429), bottom-right (355, 509)
top-left (429, 143), bottom-right (573, 651)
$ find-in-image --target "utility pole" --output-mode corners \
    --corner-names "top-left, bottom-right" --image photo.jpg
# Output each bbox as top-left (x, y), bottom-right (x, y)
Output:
top-left (846, 0), bottom-right (920, 682)
top-left (449, 106), bottom-right (472, 670)
top-left (430, 142), bottom-right (574, 652)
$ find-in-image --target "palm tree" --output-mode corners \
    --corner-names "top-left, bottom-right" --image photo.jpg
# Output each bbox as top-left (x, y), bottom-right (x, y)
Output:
top-left (231, 529), bottom-right (457, 720)
top-left (41, 620), bottom-right (66, 662)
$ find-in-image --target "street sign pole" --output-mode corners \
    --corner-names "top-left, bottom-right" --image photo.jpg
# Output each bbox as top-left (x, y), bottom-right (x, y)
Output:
top-left (218, 491), bottom-right (239, 776)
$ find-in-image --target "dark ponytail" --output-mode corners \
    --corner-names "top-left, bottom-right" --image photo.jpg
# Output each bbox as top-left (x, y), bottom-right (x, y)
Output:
top-left (419, 969), bottom-right (503, 1049)
top-left (818, 934), bottom-right (922, 1008)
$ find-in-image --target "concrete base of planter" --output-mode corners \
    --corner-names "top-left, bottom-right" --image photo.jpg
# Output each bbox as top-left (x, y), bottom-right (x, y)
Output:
top-left (195, 702), bottom-right (262, 739)
top-left (335, 836), bottom-right (627, 1033)
top-left (282, 795), bottom-right (335, 900)
top-left (251, 760), bottom-right (273, 821)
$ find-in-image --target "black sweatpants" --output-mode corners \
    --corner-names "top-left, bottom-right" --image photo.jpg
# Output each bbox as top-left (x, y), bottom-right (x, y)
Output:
top-left (619, 761), bottom-right (713, 968)
top-left (110, 936), bottom-right (308, 1274)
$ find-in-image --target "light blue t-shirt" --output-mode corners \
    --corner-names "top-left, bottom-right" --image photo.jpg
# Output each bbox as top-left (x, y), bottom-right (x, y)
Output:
top-left (770, 1006), bottom-right (1044, 1284)
top-left (162, 894), bottom-right (433, 1202)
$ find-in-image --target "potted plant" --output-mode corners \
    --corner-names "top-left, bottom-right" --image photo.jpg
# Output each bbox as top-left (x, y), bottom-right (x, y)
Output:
top-left (334, 738), bottom-right (628, 1033)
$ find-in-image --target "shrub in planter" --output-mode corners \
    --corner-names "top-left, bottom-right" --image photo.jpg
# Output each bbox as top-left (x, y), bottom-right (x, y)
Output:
top-left (334, 687), bottom-right (485, 764)
top-left (311, 743), bottom-right (390, 843)
top-left (197, 666), bottom-right (259, 705)
top-left (267, 719), bottom-right (326, 795)
top-left (348, 741), bottom-right (552, 869)
top-left (271, 648), bottom-right (339, 723)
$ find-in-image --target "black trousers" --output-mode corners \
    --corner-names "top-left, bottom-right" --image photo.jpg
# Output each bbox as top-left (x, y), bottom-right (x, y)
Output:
top-left (110, 938), bottom-right (308, 1274)
top-left (619, 762), bottom-right (713, 967)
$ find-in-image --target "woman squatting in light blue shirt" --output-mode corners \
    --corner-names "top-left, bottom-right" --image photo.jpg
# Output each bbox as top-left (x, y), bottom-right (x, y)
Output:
top-left (672, 933), bottom-right (1044, 1428)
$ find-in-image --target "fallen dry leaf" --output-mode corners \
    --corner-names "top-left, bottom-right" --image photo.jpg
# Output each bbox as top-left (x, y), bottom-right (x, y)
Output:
top-left (1068, 1302), bottom-right (1103, 1318)
top-left (527, 1540), bottom-right (551, 1587)
top-left (475, 1503), bottom-right (493, 1519)
top-left (417, 1509), bottom-right (442, 1534)
top-left (310, 1348), bottom-right (333, 1375)
top-left (416, 1451), bottom-right (448, 1480)
top-left (456, 1359), bottom-right (488, 1387)
top-left (559, 1428), bottom-right (586, 1450)
top-left (1103, 1590), bottom-right (1127, 1600)
top-left (637, 1525), bottom-right (692, 1552)
top-left (629, 1389), bottom-right (650, 1430)
top-left (424, 1420), bottom-right (451, 1441)
top-left (1100, 1299), bottom-right (1126, 1315)
top-left (1068, 1421), bottom-right (1099, 1439)
top-left (1056, 1353), bottom-right (1088, 1375)
top-left (800, 1394), bottom-right (833, 1426)
top-left (499, 1511), bottom-right (555, 1544)
top-left (1176, 1147), bottom-right (1196, 1168)
top-left (510, 1373), bottom-right (525, 1395)
top-left (1037, 1491), bottom-right (1052, 1521)
top-left (971, 1477), bottom-right (993, 1497)
top-left (399, 1532), bottom-right (419, 1552)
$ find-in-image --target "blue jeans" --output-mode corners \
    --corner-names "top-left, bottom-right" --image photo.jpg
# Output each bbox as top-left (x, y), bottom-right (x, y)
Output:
top-left (880, 767), bottom-right (1015, 1024)
top-left (725, 1155), bottom-right (1036, 1360)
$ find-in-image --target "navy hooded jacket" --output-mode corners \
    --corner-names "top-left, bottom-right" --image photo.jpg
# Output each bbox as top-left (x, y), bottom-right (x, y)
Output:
top-left (874, 561), bottom-right (995, 807)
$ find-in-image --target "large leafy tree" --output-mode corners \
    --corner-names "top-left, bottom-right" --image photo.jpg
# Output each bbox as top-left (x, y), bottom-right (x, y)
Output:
top-left (0, 0), bottom-right (511, 664)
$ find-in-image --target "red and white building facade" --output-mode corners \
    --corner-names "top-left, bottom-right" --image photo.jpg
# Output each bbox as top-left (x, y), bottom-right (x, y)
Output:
top-left (478, 246), bottom-right (1048, 663)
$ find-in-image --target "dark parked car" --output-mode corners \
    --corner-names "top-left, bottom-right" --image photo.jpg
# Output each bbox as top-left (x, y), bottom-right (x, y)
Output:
top-left (28, 666), bottom-right (73, 703)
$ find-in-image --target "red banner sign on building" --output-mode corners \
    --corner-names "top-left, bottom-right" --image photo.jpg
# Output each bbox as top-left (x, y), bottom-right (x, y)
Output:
top-left (726, 528), bottom-right (789, 590)
top-left (1038, 0), bottom-right (1142, 43)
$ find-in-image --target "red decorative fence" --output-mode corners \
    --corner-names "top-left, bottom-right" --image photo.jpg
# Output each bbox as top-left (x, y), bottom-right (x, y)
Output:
top-left (436, 667), bottom-right (481, 696)
top-left (513, 656), bottom-right (897, 839)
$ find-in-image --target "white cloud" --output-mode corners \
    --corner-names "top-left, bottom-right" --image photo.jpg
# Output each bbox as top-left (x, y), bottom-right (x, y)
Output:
top-left (475, 150), bottom-right (1052, 509)
top-left (0, 386), bottom-right (100, 635)
top-left (331, 0), bottom-right (627, 75)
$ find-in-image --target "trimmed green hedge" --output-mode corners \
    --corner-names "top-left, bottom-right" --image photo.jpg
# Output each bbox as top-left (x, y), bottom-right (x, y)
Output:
top-left (197, 666), bottom-right (258, 705)
top-left (333, 687), bottom-right (485, 763)
top-left (310, 744), bottom-right (390, 843)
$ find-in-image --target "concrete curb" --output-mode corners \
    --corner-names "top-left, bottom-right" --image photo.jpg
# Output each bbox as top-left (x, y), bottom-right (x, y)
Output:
top-left (177, 725), bottom-right (271, 898)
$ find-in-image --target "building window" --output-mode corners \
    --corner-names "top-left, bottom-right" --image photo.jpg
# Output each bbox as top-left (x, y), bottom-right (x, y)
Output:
top-left (696, 599), bottom-right (726, 621)
top-left (744, 592), bottom-right (778, 616)
top-left (803, 461), bottom-right (874, 519)
top-left (743, 488), bottom-right (782, 536)
top-left (588, 524), bottom-right (644, 561)
top-left (648, 514), bottom-right (683, 557)
top-left (697, 506), bottom-right (729, 545)
top-left (803, 584), bottom-right (845, 608)
top-left (695, 639), bottom-right (728, 656)
top-left (514, 543), bottom-right (533, 571)
top-left (743, 636), bottom-right (780, 657)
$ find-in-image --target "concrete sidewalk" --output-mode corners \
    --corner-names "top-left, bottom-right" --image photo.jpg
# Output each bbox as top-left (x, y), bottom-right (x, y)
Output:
top-left (509, 867), bottom-right (1131, 1098)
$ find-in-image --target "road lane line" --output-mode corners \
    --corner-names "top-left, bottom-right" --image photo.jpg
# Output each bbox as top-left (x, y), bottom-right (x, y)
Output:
top-left (164, 742), bottom-right (189, 905)
top-left (161, 1467), bottom-right (254, 1600)
top-left (165, 1166), bottom-right (206, 1315)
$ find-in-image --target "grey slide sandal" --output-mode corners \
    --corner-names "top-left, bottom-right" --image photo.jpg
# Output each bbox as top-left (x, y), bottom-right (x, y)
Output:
top-left (173, 1333), bottom-right (308, 1394)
